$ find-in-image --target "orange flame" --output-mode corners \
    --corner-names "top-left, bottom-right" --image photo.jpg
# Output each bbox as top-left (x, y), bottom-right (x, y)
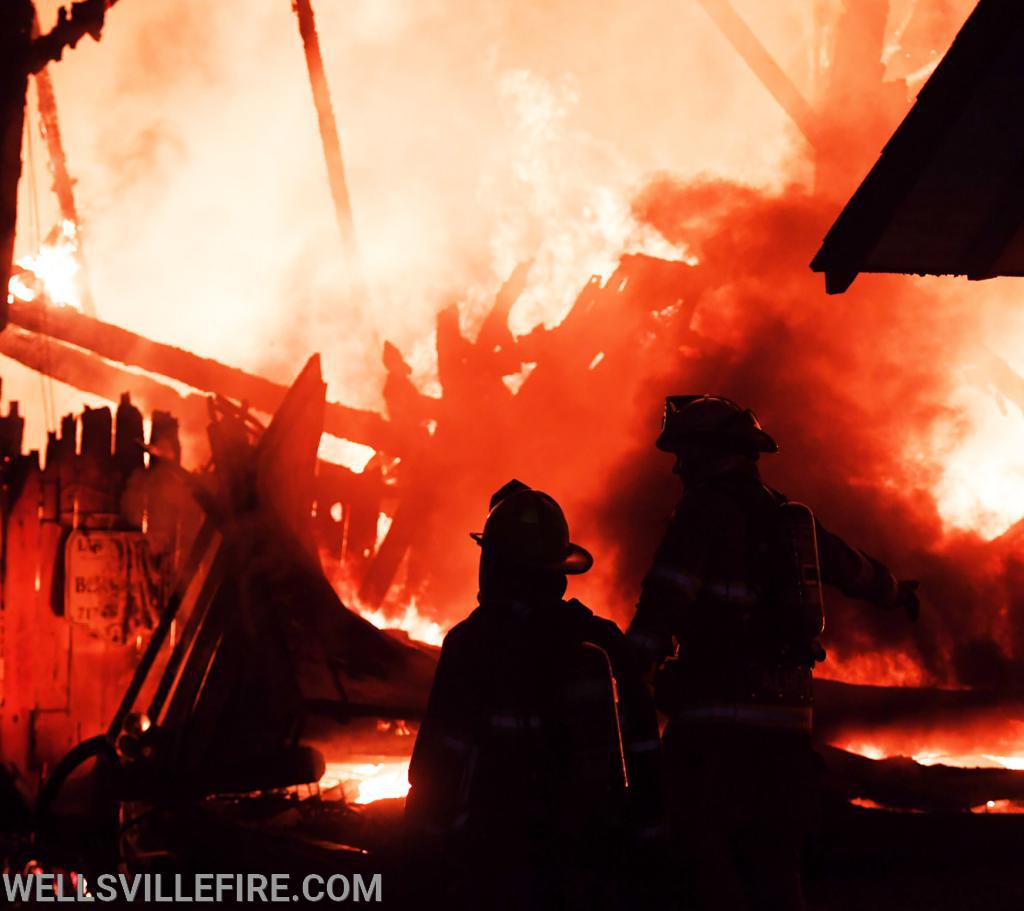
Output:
top-left (818, 650), bottom-right (935, 688)
top-left (837, 717), bottom-right (1024, 772)
top-left (355, 599), bottom-right (445, 648)
top-left (325, 544), bottom-right (447, 647)
top-left (12, 220), bottom-right (82, 310)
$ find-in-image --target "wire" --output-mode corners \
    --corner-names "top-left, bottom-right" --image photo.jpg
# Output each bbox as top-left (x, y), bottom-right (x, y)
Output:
top-left (23, 88), bottom-right (58, 435)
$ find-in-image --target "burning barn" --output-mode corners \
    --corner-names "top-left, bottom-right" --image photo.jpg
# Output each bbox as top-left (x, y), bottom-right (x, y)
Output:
top-left (3, 0), bottom-right (1024, 907)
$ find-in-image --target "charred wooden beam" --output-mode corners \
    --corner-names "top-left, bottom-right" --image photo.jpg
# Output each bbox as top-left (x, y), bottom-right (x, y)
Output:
top-left (0, 325), bottom-right (210, 431)
top-left (25, 0), bottom-right (123, 76)
top-left (816, 683), bottom-right (1024, 812)
top-left (475, 259), bottom-right (533, 364)
top-left (357, 493), bottom-right (419, 607)
top-left (694, 0), bottom-right (820, 150)
top-left (822, 744), bottom-right (1024, 812)
top-left (814, 678), bottom-right (1022, 739)
top-left (6, 299), bottom-right (402, 453)
top-left (291, 0), bottom-right (363, 287)
top-left (0, 324), bottom-right (396, 568)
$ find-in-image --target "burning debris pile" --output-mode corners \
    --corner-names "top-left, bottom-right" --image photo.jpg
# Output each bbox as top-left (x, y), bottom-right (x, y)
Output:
top-left (0, 249), bottom-right (703, 631)
top-left (0, 352), bottom-right (444, 875)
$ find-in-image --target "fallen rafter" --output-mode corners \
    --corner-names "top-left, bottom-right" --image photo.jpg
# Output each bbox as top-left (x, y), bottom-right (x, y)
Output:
top-left (6, 298), bottom-right (402, 453)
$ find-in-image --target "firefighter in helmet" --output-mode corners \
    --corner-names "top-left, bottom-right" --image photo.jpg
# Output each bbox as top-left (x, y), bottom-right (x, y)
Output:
top-left (406, 480), bottom-right (663, 910)
top-left (628, 396), bottom-right (919, 911)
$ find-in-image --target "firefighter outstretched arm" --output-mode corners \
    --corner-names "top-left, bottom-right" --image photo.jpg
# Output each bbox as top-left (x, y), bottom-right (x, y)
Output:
top-left (815, 522), bottom-right (919, 620)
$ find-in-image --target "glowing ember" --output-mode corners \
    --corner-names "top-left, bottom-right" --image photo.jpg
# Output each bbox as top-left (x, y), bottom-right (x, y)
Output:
top-left (320, 759), bottom-right (410, 805)
top-left (849, 797), bottom-right (887, 811)
top-left (14, 220), bottom-right (82, 310)
top-left (971, 799), bottom-right (1024, 814)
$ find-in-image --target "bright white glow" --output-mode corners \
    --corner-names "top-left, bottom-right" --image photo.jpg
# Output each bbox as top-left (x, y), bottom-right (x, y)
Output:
top-left (320, 760), bottom-right (410, 804)
top-left (501, 361), bottom-right (537, 395)
top-left (375, 512), bottom-right (393, 551)
top-left (926, 385), bottom-right (1024, 540)
top-left (357, 599), bottom-right (445, 647)
top-left (318, 436), bottom-right (377, 474)
top-left (15, 220), bottom-right (81, 309)
top-left (7, 274), bottom-right (36, 302)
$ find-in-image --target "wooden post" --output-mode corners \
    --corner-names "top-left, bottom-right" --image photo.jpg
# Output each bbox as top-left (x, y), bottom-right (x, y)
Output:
top-left (0, 0), bottom-right (35, 332)
top-left (694, 0), bottom-right (820, 151)
top-left (291, 0), bottom-right (364, 289)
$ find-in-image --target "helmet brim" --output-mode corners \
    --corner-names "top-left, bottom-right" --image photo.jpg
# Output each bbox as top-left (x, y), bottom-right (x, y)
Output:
top-left (470, 534), bottom-right (593, 575)
top-left (754, 429), bottom-right (780, 454)
top-left (558, 543), bottom-right (594, 575)
top-left (656, 428), bottom-right (779, 454)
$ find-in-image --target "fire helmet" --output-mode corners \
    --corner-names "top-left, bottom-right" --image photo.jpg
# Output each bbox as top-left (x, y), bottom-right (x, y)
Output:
top-left (471, 483), bottom-right (593, 575)
top-left (656, 395), bottom-right (779, 455)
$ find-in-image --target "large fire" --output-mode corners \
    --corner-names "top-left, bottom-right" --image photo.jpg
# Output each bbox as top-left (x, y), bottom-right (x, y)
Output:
top-left (327, 558), bottom-right (447, 647)
top-left (356, 601), bottom-right (445, 648)
top-left (12, 0), bottom-right (1024, 817)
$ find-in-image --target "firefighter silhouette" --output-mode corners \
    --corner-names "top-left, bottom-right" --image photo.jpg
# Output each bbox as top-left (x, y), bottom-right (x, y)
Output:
top-left (406, 480), bottom-right (663, 911)
top-left (628, 395), bottom-right (919, 911)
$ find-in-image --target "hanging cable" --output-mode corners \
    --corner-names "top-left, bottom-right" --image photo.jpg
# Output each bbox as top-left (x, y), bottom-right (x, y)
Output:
top-left (22, 91), bottom-right (57, 435)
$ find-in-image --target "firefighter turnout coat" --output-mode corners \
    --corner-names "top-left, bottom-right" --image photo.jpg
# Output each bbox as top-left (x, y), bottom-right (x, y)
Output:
top-left (628, 467), bottom-right (900, 729)
top-left (406, 595), bottom-right (662, 909)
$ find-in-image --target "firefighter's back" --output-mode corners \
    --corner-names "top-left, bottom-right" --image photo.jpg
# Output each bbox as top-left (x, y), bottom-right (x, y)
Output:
top-left (416, 596), bottom-right (652, 910)
top-left (407, 481), bottom-right (661, 909)
top-left (659, 473), bottom-right (819, 911)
